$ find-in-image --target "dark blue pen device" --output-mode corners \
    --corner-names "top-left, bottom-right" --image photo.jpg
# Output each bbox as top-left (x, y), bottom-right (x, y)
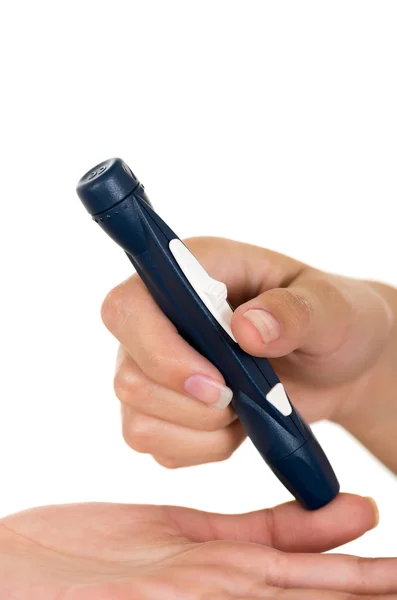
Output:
top-left (77, 157), bottom-right (340, 510)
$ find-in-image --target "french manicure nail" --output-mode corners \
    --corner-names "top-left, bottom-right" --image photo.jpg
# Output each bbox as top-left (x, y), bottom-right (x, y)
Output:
top-left (184, 375), bottom-right (233, 410)
top-left (243, 309), bottom-right (281, 344)
top-left (365, 497), bottom-right (380, 529)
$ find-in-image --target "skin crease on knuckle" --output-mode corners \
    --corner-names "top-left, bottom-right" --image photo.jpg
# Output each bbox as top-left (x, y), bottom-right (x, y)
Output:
top-left (280, 287), bottom-right (315, 332)
top-left (114, 364), bottom-right (146, 405)
top-left (290, 277), bottom-right (350, 344)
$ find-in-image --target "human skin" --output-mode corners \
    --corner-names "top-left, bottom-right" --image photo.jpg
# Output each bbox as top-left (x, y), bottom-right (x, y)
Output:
top-left (3, 238), bottom-right (397, 598)
top-left (2, 495), bottom-right (397, 599)
top-left (101, 237), bottom-right (397, 472)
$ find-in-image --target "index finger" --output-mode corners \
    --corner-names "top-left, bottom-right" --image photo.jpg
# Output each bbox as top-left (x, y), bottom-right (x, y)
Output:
top-left (101, 237), bottom-right (304, 392)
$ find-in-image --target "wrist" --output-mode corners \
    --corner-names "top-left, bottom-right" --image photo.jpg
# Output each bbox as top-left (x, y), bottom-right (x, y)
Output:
top-left (336, 281), bottom-right (397, 473)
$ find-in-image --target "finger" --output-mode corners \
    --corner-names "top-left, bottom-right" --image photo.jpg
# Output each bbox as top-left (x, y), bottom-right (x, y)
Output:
top-left (131, 562), bottom-right (253, 600)
top-left (237, 588), bottom-right (396, 600)
top-left (116, 347), bottom-right (237, 431)
top-left (271, 553), bottom-right (397, 595)
top-left (102, 238), bottom-right (303, 396)
top-left (183, 237), bottom-right (305, 306)
top-left (102, 273), bottom-right (224, 391)
top-left (164, 494), bottom-right (378, 552)
top-left (232, 271), bottom-right (350, 358)
top-left (189, 542), bottom-right (397, 595)
top-left (121, 406), bottom-right (246, 467)
top-left (232, 270), bottom-right (392, 360)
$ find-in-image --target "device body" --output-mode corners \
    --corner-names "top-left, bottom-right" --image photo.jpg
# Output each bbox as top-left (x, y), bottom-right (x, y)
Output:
top-left (77, 158), bottom-right (340, 510)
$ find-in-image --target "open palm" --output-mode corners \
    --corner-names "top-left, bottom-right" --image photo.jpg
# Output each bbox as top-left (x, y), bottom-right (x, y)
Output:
top-left (1, 494), bottom-right (396, 599)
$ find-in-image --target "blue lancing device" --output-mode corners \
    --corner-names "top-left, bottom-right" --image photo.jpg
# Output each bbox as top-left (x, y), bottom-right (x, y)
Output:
top-left (77, 157), bottom-right (340, 510)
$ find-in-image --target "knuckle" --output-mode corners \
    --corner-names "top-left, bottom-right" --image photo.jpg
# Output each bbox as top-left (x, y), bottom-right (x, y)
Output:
top-left (264, 549), bottom-right (289, 589)
top-left (209, 426), bottom-right (242, 463)
top-left (146, 346), bottom-right (180, 375)
top-left (313, 275), bottom-right (351, 313)
top-left (355, 556), bottom-right (378, 584)
top-left (199, 411), bottom-right (233, 433)
top-left (101, 284), bottom-right (126, 331)
top-left (314, 276), bottom-right (345, 307)
top-left (216, 442), bottom-right (235, 463)
top-left (286, 288), bottom-right (314, 326)
top-left (267, 286), bottom-right (313, 333)
top-left (101, 275), bottom-right (141, 331)
top-left (314, 275), bottom-right (339, 296)
top-left (122, 414), bottom-right (153, 453)
top-left (263, 506), bottom-right (277, 548)
top-left (114, 366), bottom-right (145, 404)
top-left (154, 455), bottom-right (182, 470)
top-left (147, 349), bottom-right (169, 372)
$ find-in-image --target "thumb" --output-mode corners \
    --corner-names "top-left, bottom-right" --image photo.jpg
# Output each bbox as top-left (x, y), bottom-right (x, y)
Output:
top-left (232, 270), bottom-right (355, 358)
top-left (165, 494), bottom-right (378, 553)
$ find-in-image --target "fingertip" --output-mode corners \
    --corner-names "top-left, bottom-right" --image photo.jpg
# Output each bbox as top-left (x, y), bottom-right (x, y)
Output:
top-left (365, 496), bottom-right (380, 530)
top-left (231, 306), bottom-right (266, 353)
top-left (320, 493), bottom-right (379, 535)
top-left (232, 304), bottom-right (294, 358)
top-left (233, 285), bottom-right (318, 357)
top-left (183, 374), bottom-right (234, 410)
top-left (265, 493), bottom-right (378, 552)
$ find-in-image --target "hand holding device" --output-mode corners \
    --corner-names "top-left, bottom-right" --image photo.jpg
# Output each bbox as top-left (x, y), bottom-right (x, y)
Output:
top-left (77, 158), bottom-right (340, 509)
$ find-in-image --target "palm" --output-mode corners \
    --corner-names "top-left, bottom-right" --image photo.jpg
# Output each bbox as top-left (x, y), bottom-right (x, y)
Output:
top-left (1, 503), bottom-right (182, 598)
top-left (1, 497), bottom-right (396, 599)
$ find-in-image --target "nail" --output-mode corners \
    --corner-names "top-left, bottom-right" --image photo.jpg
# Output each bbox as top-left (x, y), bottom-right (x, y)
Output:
top-left (184, 375), bottom-right (233, 410)
top-left (243, 309), bottom-right (281, 344)
top-left (365, 497), bottom-right (380, 530)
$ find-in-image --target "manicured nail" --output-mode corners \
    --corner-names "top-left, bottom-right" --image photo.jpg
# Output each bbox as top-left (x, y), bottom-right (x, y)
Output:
top-left (243, 309), bottom-right (281, 344)
top-left (366, 497), bottom-right (380, 529)
top-left (184, 375), bottom-right (233, 410)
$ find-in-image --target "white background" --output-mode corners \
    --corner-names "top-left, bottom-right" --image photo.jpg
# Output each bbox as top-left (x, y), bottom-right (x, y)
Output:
top-left (0, 1), bottom-right (396, 557)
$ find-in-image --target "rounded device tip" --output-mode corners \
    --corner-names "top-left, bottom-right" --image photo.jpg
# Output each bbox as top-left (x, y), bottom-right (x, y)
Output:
top-left (271, 435), bottom-right (340, 510)
top-left (76, 157), bottom-right (139, 215)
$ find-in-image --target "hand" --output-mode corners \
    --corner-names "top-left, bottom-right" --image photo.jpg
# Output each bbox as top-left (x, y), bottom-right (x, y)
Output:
top-left (2, 495), bottom-right (396, 599)
top-left (101, 237), bottom-right (397, 470)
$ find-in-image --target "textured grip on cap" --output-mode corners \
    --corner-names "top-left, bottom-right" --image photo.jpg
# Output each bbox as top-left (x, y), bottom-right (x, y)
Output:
top-left (76, 157), bottom-right (139, 215)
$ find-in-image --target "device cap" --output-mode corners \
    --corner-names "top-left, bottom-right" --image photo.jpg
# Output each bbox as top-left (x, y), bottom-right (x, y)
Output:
top-left (76, 157), bottom-right (139, 215)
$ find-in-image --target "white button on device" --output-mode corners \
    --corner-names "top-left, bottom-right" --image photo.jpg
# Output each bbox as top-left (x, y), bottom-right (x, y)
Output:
top-left (169, 239), bottom-right (237, 342)
top-left (266, 383), bottom-right (292, 416)
top-left (203, 280), bottom-right (228, 310)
